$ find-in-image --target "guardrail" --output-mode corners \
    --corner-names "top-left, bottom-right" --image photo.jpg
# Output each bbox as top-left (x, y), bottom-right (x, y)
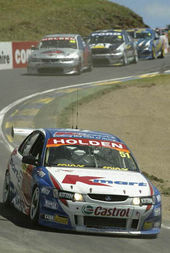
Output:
top-left (0, 41), bottom-right (37, 70)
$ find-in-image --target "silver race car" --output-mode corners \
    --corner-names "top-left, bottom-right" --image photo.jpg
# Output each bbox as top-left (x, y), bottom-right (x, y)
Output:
top-left (27, 34), bottom-right (92, 75)
top-left (88, 29), bottom-right (138, 66)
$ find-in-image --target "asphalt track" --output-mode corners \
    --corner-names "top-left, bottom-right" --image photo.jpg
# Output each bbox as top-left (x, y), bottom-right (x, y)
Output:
top-left (0, 55), bottom-right (170, 252)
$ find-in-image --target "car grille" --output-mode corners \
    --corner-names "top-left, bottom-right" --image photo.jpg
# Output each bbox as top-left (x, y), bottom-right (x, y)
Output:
top-left (92, 48), bottom-right (110, 54)
top-left (84, 216), bottom-right (127, 229)
top-left (38, 67), bottom-right (63, 74)
top-left (88, 194), bottom-right (128, 202)
top-left (41, 59), bottom-right (59, 63)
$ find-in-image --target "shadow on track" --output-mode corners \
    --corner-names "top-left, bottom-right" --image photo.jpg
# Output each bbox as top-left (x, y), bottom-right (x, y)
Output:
top-left (0, 202), bottom-right (157, 239)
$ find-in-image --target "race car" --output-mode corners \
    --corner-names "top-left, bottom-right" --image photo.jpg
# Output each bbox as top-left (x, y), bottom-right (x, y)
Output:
top-left (3, 128), bottom-right (161, 237)
top-left (27, 34), bottom-right (92, 75)
top-left (135, 28), bottom-right (165, 59)
top-left (88, 29), bottom-right (138, 66)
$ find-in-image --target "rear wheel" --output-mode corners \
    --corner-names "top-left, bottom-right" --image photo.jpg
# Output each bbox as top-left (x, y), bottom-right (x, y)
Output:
top-left (29, 186), bottom-right (40, 224)
top-left (3, 171), bottom-right (11, 206)
top-left (159, 47), bottom-right (165, 58)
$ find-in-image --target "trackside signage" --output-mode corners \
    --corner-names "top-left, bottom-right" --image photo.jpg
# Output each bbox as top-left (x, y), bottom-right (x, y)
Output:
top-left (12, 41), bottom-right (38, 68)
top-left (0, 42), bottom-right (13, 70)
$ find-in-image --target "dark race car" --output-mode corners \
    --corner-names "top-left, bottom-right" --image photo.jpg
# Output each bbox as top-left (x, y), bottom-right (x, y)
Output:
top-left (3, 128), bottom-right (161, 237)
top-left (88, 29), bottom-right (138, 66)
top-left (135, 28), bottom-right (165, 59)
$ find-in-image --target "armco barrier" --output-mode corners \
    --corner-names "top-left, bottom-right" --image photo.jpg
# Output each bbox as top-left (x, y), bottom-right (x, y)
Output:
top-left (0, 41), bottom-right (37, 70)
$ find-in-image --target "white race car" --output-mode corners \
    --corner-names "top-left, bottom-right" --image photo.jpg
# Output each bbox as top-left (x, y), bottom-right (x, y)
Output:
top-left (3, 128), bottom-right (161, 237)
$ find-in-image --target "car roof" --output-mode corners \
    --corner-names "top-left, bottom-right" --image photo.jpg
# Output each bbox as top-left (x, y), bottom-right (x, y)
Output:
top-left (43, 34), bottom-right (80, 38)
top-left (43, 128), bottom-right (124, 143)
top-left (91, 29), bottom-right (125, 34)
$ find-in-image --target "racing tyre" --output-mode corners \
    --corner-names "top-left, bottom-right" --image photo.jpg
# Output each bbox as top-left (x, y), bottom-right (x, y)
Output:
top-left (30, 186), bottom-right (40, 224)
top-left (123, 53), bottom-right (128, 65)
top-left (133, 51), bottom-right (139, 64)
top-left (159, 48), bottom-right (165, 58)
top-left (3, 170), bottom-right (11, 207)
top-left (152, 48), bottom-right (156, 59)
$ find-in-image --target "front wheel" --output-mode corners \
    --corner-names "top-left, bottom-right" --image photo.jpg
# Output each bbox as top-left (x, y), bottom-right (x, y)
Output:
top-left (29, 186), bottom-right (40, 224)
top-left (123, 53), bottom-right (128, 65)
top-left (3, 170), bottom-right (11, 206)
top-left (133, 51), bottom-right (139, 64)
top-left (152, 48), bottom-right (156, 59)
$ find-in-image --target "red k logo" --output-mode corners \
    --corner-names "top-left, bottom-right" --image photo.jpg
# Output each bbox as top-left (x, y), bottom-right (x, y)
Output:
top-left (62, 175), bottom-right (107, 186)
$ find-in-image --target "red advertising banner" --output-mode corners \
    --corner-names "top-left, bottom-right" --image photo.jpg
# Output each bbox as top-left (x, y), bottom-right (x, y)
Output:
top-left (12, 41), bottom-right (38, 68)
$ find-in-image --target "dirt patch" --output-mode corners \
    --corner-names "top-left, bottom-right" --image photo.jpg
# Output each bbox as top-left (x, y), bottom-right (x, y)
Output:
top-left (67, 78), bottom-right (170, 221)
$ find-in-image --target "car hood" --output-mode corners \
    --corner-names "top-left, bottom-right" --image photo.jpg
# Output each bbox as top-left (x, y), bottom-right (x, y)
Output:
top-left (31, 48), bottom-right (78, 58)
top-left (91, 42), bottom-right (122, 50)
top-left (47, 167), bottom-right (151, 197)
top-left (136, 39), bottom-right (152, 48)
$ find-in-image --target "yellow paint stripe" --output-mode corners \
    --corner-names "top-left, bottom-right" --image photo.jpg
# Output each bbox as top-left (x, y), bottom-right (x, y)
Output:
top-left (17, 108), bottom-right (40, 116)
top-left (6, 134), bottom-right (13, 143)
top-left (10, 120), bottom-right (34, 128)
top-left (95, 80), bottom-right (121, 86)
top-left (138, 73), bottom-right (159, 78)
top-left (63, 88), bottom-right (82, 93)
top-left (10, 110), bottom-right (19, 117)
top-left (32, 97), bottom-right (55, 104)
top-left (5, 121), bottom-right (13, 129)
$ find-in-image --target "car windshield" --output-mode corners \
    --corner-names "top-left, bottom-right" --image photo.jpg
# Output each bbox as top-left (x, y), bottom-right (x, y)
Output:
top-left (45, 139), bottom-right (138, 172)
top-left (89, 34), bottom-right (124, 44)
top-left (136, 32), bottom-right (152, 40)
top-left (127, 31), bottom-right (135, 38)
top-left (39, 37), bottom-right (77, 49)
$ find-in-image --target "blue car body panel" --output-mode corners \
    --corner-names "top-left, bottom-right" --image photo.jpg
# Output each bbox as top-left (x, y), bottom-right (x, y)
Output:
top-left (5, 128), bottom-right (162, 236)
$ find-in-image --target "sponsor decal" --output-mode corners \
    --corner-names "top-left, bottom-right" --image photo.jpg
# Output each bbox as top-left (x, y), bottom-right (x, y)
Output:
top-left (0, 42), bottom-right (13, 69)
top-left (94, 206), bottom-right (130, 217)
top-left (62, 175), bottom-right (147, 187)
top-left (82, 205), bottom-right (131, 217)
top-left (54, 215), bottom-right (68, 225)
top-left (44, 199), bottom-right (58, 210)
top-left (47, 137), bottom-right (129, 152)
top-left (58, 191), bottom-right (74, 200)
top-left (42, 214), bottom-right (68, 224)
top-left (12, 41), bottom-right (38, 68)
top-left (82, 205), bottom-right (94, 215)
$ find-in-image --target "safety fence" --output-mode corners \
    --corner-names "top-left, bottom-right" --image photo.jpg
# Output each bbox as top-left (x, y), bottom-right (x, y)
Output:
top-left (0, 41), bottom-right (37, 70)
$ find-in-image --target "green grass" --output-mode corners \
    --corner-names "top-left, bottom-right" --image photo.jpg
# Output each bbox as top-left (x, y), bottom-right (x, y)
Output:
top-left (0, 0), bottom-right (147, 41)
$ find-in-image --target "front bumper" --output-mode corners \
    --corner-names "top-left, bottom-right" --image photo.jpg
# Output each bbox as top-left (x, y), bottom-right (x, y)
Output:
top-left (27, 60), bottom-right (79, 75)
top-left (38, 195), bottom-right (161, 236)
top-left (137, 48), bottom-right (153, 59)
top-left (92, 53), bottom-right (123, 66)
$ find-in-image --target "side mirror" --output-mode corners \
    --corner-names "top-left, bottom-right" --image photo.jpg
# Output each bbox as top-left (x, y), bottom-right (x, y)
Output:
top-left (22, 155), bottom-right (39, 166)
top-left (31, 45), bottom-right (37, 50)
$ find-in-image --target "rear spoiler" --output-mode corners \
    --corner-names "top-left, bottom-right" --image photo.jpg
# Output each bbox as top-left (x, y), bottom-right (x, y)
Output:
top-left (11, 126), bottom-right (34, 138)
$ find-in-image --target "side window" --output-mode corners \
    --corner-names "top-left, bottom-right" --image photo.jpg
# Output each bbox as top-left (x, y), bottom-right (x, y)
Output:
top-left (30, 134), bottom-right (45, 161)
top-left (124, 33), bottom-right (129, 43)
top-left (18, 132), bottom-right (42, 157)
top-left (77, 36), bottom-right (85, 50)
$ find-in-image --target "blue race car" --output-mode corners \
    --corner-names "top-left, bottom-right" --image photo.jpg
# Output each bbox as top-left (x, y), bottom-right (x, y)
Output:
top-left (135, 28), bottom-right (165, 59)
top-left (3, 128), bottom-right (162, 237)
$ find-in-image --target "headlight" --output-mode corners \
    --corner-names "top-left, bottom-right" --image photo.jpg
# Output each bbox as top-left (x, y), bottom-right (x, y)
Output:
top-left (28, 57), bottom-right (40, 62)
top-left (132, 197), bottom-right (141, 205)
top-left (73, 193), bottom-right (84, 202)
top-left (60, 58), bottom-right (74, 62)
top-left (132, 196), bottom-right (155, 206)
